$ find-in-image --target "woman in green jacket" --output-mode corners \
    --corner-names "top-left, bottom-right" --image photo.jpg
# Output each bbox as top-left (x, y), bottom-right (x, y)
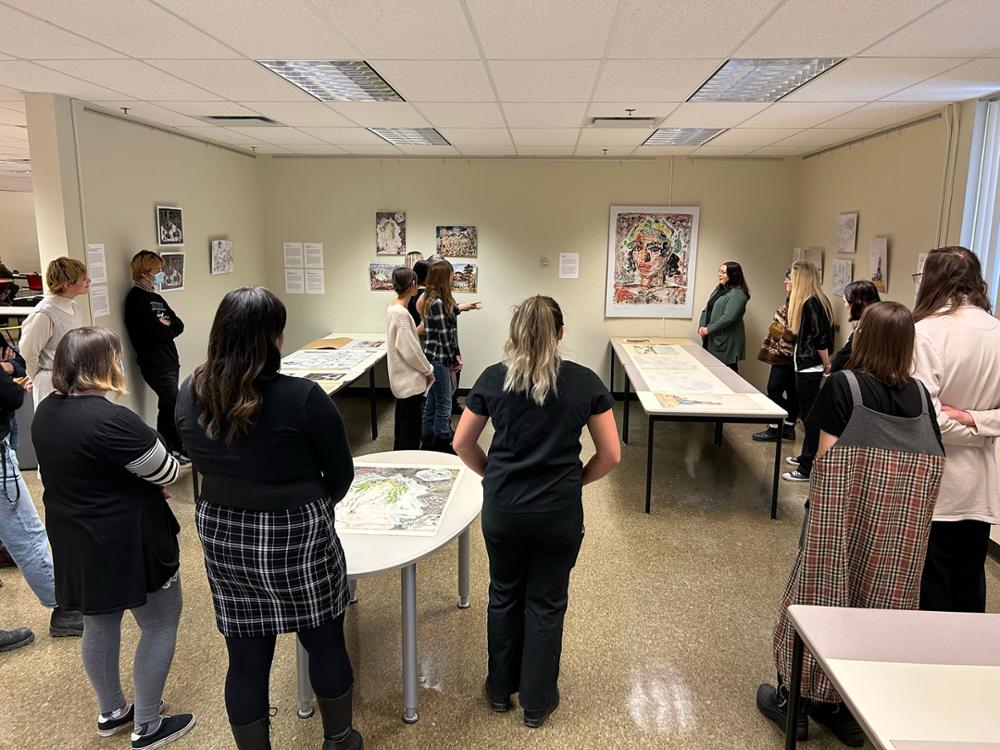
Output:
top-left (697, 261), bottom-right (751, 372)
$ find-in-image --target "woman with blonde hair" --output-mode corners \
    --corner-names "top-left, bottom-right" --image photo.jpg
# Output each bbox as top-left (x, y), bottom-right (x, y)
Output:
top-left (454, 296), bottom-right (620, 728)
top-left (782, 260), bottom-right (833, 482)
top-left (403, 251), bottom-right (423, 269)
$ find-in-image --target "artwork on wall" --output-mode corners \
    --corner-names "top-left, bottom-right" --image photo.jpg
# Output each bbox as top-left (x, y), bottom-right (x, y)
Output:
top-left (805, 247), bottom-right (824, 280)
top-left (376, 211), bottom-right (406, 255)
top-left (869, 236), bottom-right (888, 293)
top-left (436, 225), bottom-right (478, 257)
top-left (836, 212), bottom-right (858, 254)
top-left (210, 240), bottom-right (234, 275)
top-left (369, 263), bottom-right (395, 291)
top-left (156, 206), bottom-right (184, 247)
top-left (605, 205), bottom-right (700, 319)
top-left (451, 262), bottom-right (478, 293)
top-left (832, 259), bottom-right (853, 297)
top-left (160, 252), bottom-right (185, 292)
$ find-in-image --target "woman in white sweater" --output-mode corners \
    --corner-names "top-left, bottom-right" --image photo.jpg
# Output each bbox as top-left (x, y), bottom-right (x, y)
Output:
top-left (912, 247), bottom-right (1000, 613)
top-left (387, 266), bottom-right (434, 450)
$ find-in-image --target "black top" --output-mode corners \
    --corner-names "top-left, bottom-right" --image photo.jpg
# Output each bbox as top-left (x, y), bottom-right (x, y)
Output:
top-left (794, 296), bottom-right (833, 370)
top-left (811, 370), bottom-right (943, 450)
top-left (176, 374), bottom-right (354, 511)
top-left (0, 368), bottom-right (24, 441)
top-left (704, 286), bottom-right (725, 324)
top-left (466, 361), bottom-right (614, 512)
top-left (407, 287), bottom-right (426, 327)
top-left (32, 395), bottom-right (181, 615)
top-left (830, 332), bottom-right (854, 373)
top-left (124, 285), bottom-right (184, 373)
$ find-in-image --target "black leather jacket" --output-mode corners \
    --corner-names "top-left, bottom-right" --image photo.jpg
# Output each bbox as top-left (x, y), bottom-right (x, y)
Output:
top-left (793, 296), bottom-right (833, 370)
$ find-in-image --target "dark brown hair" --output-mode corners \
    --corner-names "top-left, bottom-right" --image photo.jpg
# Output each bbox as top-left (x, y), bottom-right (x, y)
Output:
top-left (721, 260), bottom-right (750, 297)
top-left (52, 327), bottom-right (127, 395)
top-left (912, 246), bottom-right (991, 322)
top-left (392, 266), bottom-right (417, 294)
top-left (845, 301), bottom-right (914, 387)
top-left (843, 280), bottom-right (881, 322)
top-left (190, 287), bottom-right (286, 443)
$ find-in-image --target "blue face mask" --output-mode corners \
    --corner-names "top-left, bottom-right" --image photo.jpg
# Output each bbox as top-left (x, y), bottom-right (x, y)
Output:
top-left (152, 271), bottom-right (165, 286)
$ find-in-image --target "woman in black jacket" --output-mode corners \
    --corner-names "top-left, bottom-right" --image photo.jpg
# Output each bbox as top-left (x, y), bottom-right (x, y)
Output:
top-left (830, 281), bottom-right (880, 373)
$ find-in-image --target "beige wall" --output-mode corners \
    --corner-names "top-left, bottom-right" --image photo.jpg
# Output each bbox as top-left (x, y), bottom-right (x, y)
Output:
top-left (0, 190), bottom-right (40, 273)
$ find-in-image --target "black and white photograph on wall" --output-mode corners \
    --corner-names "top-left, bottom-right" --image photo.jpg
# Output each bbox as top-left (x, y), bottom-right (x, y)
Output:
top-left (156, 205), bottom-right (184, 247)
top-left (160, 251), bottom-right (185, 292)
top-left (210, 239), bottom-right (234, 275)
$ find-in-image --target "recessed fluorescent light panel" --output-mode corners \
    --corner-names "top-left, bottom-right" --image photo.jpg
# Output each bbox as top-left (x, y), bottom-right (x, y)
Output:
top-left (643, 128), bottom-right (724, 147)
top-left (690, 58), bottom-right (843, 102)
top-left (0, 159), bottom-right (30, 173)
top-left (257, 60), bottom-right (403, 102)
top-left (369, 128), bottom-right (450, 146)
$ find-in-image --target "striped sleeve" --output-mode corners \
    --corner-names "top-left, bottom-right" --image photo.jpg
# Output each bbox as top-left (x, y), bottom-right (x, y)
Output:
top-left (125, 439), bottom-right (179, 486)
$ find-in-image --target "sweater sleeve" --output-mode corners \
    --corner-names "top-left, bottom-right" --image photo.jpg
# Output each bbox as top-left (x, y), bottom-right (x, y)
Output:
top-left (393, 314), bottom-right (432, 374)
top-left (125, 290), bottom-right (180, 344)
top-left (304, 385), bottom-right (354, 503)
top-left (707, 290), bottom-right (748, 334)
top-left (19, 311), bottom-right (53, 379)
top-left (163, 298), bottom-right (184, 336)
top-left (912, 332), bottom-right (986, 447)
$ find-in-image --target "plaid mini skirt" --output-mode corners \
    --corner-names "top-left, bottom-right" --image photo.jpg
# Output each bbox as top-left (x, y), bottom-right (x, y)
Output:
top-left (195, 497), bottom-right (350, 638)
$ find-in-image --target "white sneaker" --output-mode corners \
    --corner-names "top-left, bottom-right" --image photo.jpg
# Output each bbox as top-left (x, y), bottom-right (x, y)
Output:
top-left (784, 456), bottom-right (801, 467)
top-left (782, 470), bottom-right (809, 482)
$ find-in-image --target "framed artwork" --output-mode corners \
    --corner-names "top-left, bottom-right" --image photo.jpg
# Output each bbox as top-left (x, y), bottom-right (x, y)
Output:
top-left (805, 247), bottom-right (824, 281)
top-left (210, 239), bottom-right (233, 275)
top-left (832, 259), bottom-right (853, 297)
top-left (836, 211), bottom-right (858, 254)
top-left (436, 225), bottom-right (478, 257)
top-left (605, 205), bottom-right (700, 319)
top-left (160, 252), bottom-right (185, 292)
top-left (376, 211), bottom-right (406, 255)
top-left (451, 262), bottom-right (478, 293)
top-left (870, 237), bottom-right (888, 293)
top-left (369, 263), bottom-right (395, 291)
top-left (156, 206), bottom-right (184, 247)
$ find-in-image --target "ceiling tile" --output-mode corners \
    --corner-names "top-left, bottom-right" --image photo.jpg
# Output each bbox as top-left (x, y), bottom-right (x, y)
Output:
top-left (319, 0), bottom-right (480, 59)
top-left (150, 60), bottom-right (314, 101)
top-left (490, 61), bottom-right (600, 102)
top-left (298, 127), bottom-right (389, 145)
top-left (0, 107), bottom-right (27, 126)
top-left (883, 58), bottom-right (1000, 101)
top-left (776, 128), bottom-right (871, 147)
top-left (370, 60), bottom-right (494, 102)
top-left (412, 103), bottom-right (506, 128)
top-left (456, 145), bottom-right (518, 156)
top-left (437, 128), bottom-right (512, 146)
top-left (0, 124), bottom-right (27, 140)
top-left (515, 146), bottom-right (576, 156)
top-left (284, 145), bottom-right (350, 155)
top-left (738, 102), bottom-right (863, 128)
top-left (41, 60), bottom-right (217, 100)
top-left (88, 101), bottom-right (205, 127)
top-left (574, 146), bottom-right (638, 157)
top-left (593, 59), bottom-right (722, 102)
top-left (0, 86), bottom-right (23, 101)
top-left (340, 144), bottom-right (403, 155)
top-left (0, 174), bottom-right (31, 191)
top-left (154, 101), bottom-right (259, 117)
top-left (577, 128), bottom-right (653, 146)
top-left (783, 58), bottom-right (967, 102)
top-left (510, 128), bottom-right (580, 146)
top-left (0, 54), bottom-right (12, 61)
top-left (608, 0), bottom-right (780, 58)
top-left (864, 0), bottom-right (1000, 57)
top-left (395, 144), bottom-right (461, 155)
top-left (176, 126), bottom-right (260, 145)
top-left (708, 128), bottom-right (801, 146)
top-left (692, 144), bottom-right (758, 156)
top-left (586, 102), bottom-right (679, 119)
top-left (0, 61), bottom-right (133, 100)
top-left (245, 102), bottom-right (355, 127)
top-left (821, 101), bottom-right (942, 128)
top-left (502, 102), bottom-right (588, 128)
top-left (157, 0), bottom-right (360, 58)
top-left (633, 145), bottom-right (697, 156)
top-left (327, 102), bottom-right (430, 127)
top-left (227, 126), bottom-right (324, 145)
top-left (467, 0), bottom-right (615, 58)
top-left (0, 4), bottom-right (123, 59)
top-left (736, 0), bottom-right (940, 57)
top-left (660, 102), bottom-right (769, 128)
top-left (751, 145), bottom-right (809, 157)
top-left (5, 0), bottom-right (238, 59)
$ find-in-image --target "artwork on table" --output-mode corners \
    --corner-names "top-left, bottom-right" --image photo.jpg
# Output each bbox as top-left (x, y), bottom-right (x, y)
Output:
top-left (451, 262), bottom-right (478, 293)
top-left (282, 347), bottom-right (377, 372)
top-left (335, 464), bottom-right (463, 536)
top-left (376, 211), bottom-right (406, 255)
top-left (605, 205), bottom-right (700, 319)
top-left (369, 263), bottom-right (395, 291)
top-left (436, 225), bottom-right (478, 258)
top-left (210, 240), bottom-right (234, 275)
top-left (832, 259), bottom-right (853, 297)
top-left (160, 252), bottom-right (185, 292)
top-left (869, 237), bottom-right (888, 293)
top-left (156, 206), bottom-right (184, 247)
top-left (836, 212), bottom-right (858, 254)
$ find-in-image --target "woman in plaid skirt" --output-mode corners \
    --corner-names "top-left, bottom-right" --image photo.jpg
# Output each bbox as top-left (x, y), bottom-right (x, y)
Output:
top-left (176, 288), bottom-right (362, 750)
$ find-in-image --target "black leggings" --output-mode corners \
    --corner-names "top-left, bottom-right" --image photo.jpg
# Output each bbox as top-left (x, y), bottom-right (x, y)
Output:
top-left (224, 613), bottom-right (353, 725)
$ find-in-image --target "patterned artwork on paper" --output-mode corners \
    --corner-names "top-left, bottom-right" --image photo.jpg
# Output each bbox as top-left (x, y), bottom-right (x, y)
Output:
top-left (836, 212), bottom-right (858, 254)
top-left (436, 225), bottom-right (478, 258)
top-left (833, 259), bottom-right (853, 297)
top-left (869, 237), bottom-right (887, 293)
top-left (804, 247), bottom-right (824, 281)
top-left (160, 252), bottom-right (185, 292)
top-left (336, 464), bottom-right (463, 536)
top-left (369, 263), bottom-right (395, 291)
top-left (210, 240), bottom-right (234, 275)
top-left (376, 211), bottom-right (406, 255)
top-left (156, 205), bottom-right (183, 247)
top-left (606, 206), bottom-right (699, 318)
top-left (451, 262), bottom-right (478, 293)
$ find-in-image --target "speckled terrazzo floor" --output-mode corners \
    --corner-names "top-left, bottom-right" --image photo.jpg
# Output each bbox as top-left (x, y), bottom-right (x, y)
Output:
top-left (2, 395), bottom-right (998, 750)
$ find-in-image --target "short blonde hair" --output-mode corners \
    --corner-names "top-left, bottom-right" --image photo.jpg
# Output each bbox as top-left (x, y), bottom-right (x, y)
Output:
top-left (130, 250), bottom-right (163, 282)
top-left (46, 257), bottom-right (87, 294)
top-left (52, 327), bottom-right (127, 395)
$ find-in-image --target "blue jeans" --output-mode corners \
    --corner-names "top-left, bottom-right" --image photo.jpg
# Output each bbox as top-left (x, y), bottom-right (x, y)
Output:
top-left (0, 441), bottom-right (56, 607)
top-left (422, 361), bottom-right (453, 439)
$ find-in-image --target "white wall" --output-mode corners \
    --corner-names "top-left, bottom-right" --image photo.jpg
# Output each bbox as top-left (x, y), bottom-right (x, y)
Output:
top-left (0, 190), bottom-right (40, 274)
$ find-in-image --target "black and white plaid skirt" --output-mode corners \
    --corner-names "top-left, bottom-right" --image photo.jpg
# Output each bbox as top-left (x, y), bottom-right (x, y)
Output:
top-left (195, 497), bottom-right (350, 638)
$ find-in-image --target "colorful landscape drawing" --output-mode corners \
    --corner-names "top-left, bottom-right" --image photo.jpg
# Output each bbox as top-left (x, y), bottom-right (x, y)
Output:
top-left (369, 263), bottom-right (395, 291)
top-left (869, 237), bottom-right (887, 293)
top-left (436, 225), bottom-right (478, 257)
top-left (376, 211), bottom-right (406, 255)
top-left (451, 262), bottom-right (478, 293)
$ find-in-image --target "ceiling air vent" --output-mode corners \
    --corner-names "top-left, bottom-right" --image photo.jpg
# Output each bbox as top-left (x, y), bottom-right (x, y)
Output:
top-left (589, 116), bottom-right (660, 129)
top-left (199, 115), bottom-right (280, 126)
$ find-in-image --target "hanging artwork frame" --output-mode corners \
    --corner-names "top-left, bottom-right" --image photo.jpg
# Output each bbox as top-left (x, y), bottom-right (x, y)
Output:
top-left (375, 211), bottom-right (406, 255)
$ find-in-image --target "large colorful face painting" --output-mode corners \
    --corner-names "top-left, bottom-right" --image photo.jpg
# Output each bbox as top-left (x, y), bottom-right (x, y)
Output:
top-left (605, 206), bottom-right (700, 318)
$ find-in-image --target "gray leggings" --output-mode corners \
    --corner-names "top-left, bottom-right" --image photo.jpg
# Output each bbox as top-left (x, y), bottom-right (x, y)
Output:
top-left (81, 577), bottom-right (183, 726)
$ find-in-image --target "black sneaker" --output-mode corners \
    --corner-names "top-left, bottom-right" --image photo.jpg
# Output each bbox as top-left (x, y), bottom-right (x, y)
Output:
top-left (0, 627), bottom-right (34, 653)
top-left (784, 455), bottom-right (801, 467)
top-left (98, 700), bottom-right (167, 738)
top-left (523, 689), bottom-right (559, 729)
top-left (50, 606), bottom-right (83, 637)
top-left (131, 714), bottom-right (195, 749)
top-left (809, 701), bottom-right (865, 747)
top-left (483, 680), bottom-right (512, 713)
top-left (782, 424), bottom-right (797, 441)
top-left (756, 683), bottom-right (808, 740)
top-left (752, 426), bottom-right (779, 442)
top-left (782, 470), bottom-right (810, 483)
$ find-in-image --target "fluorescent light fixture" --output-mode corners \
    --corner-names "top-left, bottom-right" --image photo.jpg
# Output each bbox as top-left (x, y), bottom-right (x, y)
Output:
top-left (643, 128), bottom-right (724, 147)
top-left (690, 58), bottom-right (843, 102)
top-left (0, 159), bottom-right (30, 173)
top-left (257, 60), bottom-right (403, 102)
top-left (369, 128), bottom-right (450, 146)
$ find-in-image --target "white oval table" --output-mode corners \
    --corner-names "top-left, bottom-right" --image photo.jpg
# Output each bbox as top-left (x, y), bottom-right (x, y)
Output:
top-left (294, 450), bottom-right (483, 724)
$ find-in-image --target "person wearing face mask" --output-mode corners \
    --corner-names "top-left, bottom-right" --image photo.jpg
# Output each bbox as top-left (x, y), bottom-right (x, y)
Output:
top-left (124, 251), bottom-right (188, 464)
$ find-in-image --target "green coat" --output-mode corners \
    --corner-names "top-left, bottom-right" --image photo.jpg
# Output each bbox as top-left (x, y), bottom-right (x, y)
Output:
top-left (698, 287), bottom-right (749, 365)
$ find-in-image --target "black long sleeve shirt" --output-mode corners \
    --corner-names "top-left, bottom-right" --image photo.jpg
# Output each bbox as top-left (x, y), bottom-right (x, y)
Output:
top-left (124, 286), bottom-right (184, 373)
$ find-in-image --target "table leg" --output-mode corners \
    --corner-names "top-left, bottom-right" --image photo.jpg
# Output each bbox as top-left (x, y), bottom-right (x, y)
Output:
top-left (191, 468), bottom-right (200, 499)
top-left (458, 528), bottom-right (471, 609)
top-left (401, 564), bottom-right (419, 724)
top-left (645, 417), bottom-right (654, 514)
top-left (622, 374), bottom-right (631, 445)
top-left (784, 630), bottom-right (805, 750)
top-left (369, 367), bottom-right (378, 440)
top-left (348, 578), bottom-right (358, 604)
top-left (714, 421), bottom-right (723, 447)
top-left (296, 638), bottom-right (314, 719)
top-left (771, 428), bottom-right (783, 520)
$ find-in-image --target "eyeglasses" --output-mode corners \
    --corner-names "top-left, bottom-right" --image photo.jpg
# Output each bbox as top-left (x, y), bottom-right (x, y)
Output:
top-left (911, 272), bottom-right (923, 282)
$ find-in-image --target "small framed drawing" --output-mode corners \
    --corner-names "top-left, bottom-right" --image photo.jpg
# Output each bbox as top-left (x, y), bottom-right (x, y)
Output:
top-left (210, 239), bottom-right (234, 275)
top-left (156, 206), bottom-right (184, 247)
top-left (869, 237), bottom-right (888, 293)
top-left (836, 211), bottom-right (858, 254)
top-left (160, 252), bottom-right (185, 292)
top-left (832, 259), bottom-right (853, 297)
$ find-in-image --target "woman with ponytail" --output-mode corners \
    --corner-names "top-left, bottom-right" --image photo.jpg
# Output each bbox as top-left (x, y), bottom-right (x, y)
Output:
top-left (453, 296), bottom-right (620, 729)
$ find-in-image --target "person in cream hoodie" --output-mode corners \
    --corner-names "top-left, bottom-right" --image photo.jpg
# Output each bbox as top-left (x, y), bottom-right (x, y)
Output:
top-left (386, 266), bottom-right (434, 451)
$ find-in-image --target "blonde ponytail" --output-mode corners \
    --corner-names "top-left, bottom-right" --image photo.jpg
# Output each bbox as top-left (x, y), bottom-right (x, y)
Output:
top-left (503, 296), bottom-right (563, 406)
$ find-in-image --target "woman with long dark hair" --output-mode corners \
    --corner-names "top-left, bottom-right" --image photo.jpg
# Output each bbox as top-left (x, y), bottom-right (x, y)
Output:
top-left (697, 261), bottom-right (750, 372)
top-left (176, 288), bottom-right (362, 750)
top-left (830, 280), bottom-right (881, 372)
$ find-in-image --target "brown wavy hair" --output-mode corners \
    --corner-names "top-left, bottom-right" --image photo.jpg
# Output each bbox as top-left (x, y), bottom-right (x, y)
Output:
top-left (190, 287), bottom-right (286, 443)
top-left (52, 327), bottom-right (127, 395)
top-left (845, 301), bottom-right (914, 387)
top-left (912, 246), bottom-right (991, 322)
top-left (420, 259), bottom-right (456, 320)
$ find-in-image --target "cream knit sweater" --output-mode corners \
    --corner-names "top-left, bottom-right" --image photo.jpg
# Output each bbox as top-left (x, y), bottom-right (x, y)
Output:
top-left (387, 302), bottom-right (433, 399)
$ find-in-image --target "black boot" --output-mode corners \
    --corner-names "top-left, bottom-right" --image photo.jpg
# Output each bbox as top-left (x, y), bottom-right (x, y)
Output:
top-left (420, 433), bottom-right (435, 450)
top-left (752, 426), bottom-right (779, 442)
top-left (756, 683), bottom-right (808, 740)
top-left (317, 687), bottom-right (363, 750)
top-left (230, 718), bottom-right (271, 749)
top-left (809, 701), bottom-right (865, 747)
top-left (782, 423), bottom-right (797, 441)
top-left (50, 606), bottom-right (83, 637)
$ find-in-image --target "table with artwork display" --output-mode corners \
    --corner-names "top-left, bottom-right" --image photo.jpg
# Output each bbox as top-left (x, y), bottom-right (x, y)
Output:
top-left (293, 451), bottom-right (483, 725)
top-left (609, 337), bottom-right (787, 518)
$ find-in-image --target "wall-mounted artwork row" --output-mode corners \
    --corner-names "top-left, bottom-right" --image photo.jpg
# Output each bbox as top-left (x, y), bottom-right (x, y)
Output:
top-left (160, 252), bottom-right (185, 292)
top-left (832, 259), bottom-right (853, 297)
top-left (605, 205), bottom-right (700, 319)
top-left (436, 225), bottom-right (478, 258)
top-left (793, 247), bottom-right (825, 281)
top-left (376, 211), bottom-right (406, 255)
top-left (452, 262), bottom-right (478, 293)
top-left (210, 240), bottom-right (233, 275)
top-left (156, 205), bottom-right (183, 247)
top-left (369, 263), bottom-right (395, 291)
top-left (836, 211), bottom-right (858, 254)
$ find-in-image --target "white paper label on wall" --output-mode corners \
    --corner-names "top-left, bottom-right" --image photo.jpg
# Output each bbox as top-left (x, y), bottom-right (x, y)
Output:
top-left (559, 253), bottom-right (579, 279)
top-left (303, 242), bottom-right (324, 268)
top-left (283, 242), bottom-right (304, 268)
top-left (285, 268), bottom-right (305, 294)
top-left (89, 284), bottom-right (111, 318)
top-left (86, 243), bottom-right (108, 285)
top-left (305, 269), bottom-right (325, 295)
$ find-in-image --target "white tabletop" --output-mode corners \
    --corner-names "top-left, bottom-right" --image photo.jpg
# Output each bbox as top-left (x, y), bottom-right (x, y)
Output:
top-left (281, 331), bottom-right (388, 396)
top-left (0, 305), bottom-right (36, 317)
top-left (339, 450), bottom-right (483, 578)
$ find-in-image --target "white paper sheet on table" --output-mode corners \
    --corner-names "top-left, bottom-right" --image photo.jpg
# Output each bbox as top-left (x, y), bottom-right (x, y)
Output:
top-left (282, 348), bottom-right (374, 371)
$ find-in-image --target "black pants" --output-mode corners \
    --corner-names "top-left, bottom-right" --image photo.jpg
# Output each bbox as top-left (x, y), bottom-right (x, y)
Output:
top-left (141, 366), bottom-right (183, 454)
top-left (767, 365), bottom-right (799, 424)
top-left (795, 372), bottom-right (824, 476)
top-left (394, 394), bottom-right (425, 451)
top-left (920, 520), bottom-right (991, 613)
top-left (482, 504), bottom-right (584, 711)
top-left (223, 613), bottom-right (353, 725)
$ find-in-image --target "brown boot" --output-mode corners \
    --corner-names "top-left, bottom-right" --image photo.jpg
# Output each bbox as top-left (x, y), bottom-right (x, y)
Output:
top-left (317, 687), bottom-right (363, 750)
